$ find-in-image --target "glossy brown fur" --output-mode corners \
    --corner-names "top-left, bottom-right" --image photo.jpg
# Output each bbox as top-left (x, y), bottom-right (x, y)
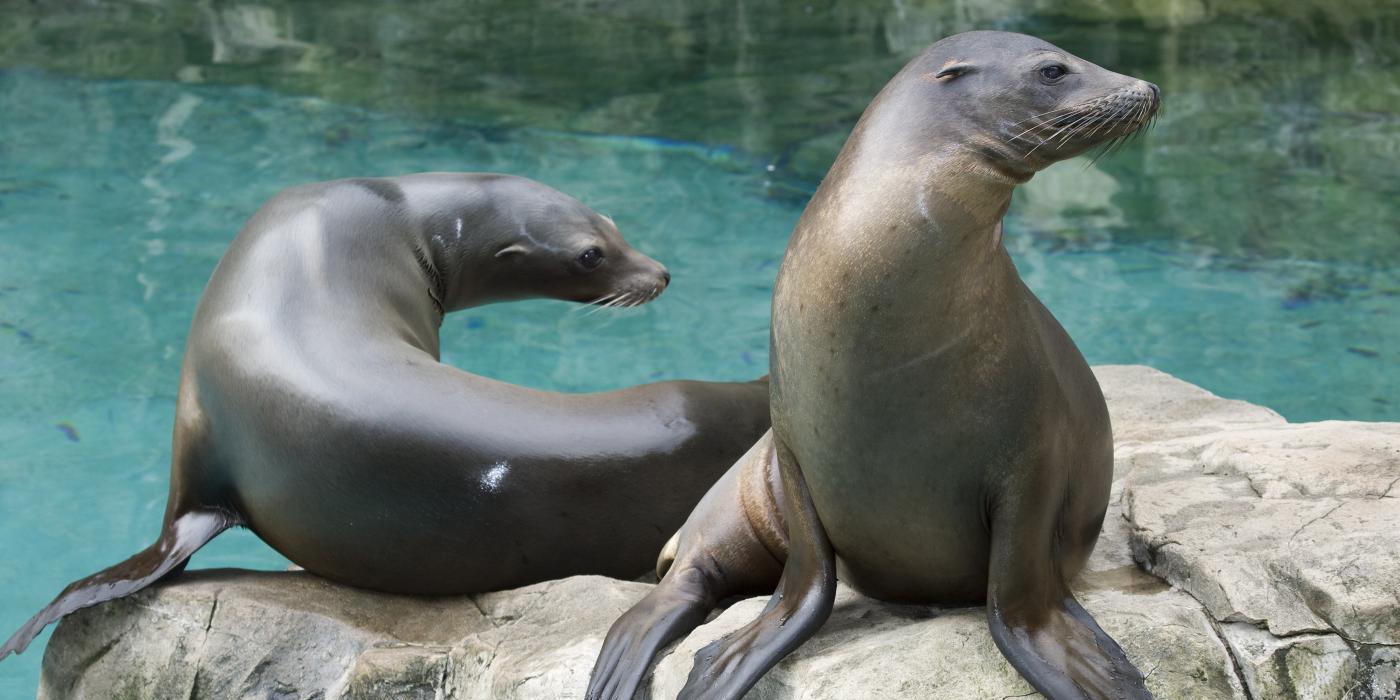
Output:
top-left (0, 173), bottom-right (771, 661)
top-left (589, 31), bottom-right (1160, 700)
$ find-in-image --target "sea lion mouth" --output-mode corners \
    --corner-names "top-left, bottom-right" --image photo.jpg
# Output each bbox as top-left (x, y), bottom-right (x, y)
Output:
top-left (1008, 82), bottom-right (1160, 162)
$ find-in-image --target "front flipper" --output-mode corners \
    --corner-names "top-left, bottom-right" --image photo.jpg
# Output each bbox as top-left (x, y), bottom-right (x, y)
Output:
top-left (986, 507), bottom-right (1151, 699)
top-left (587, 434), bottom-right (784, 700)
top-left (588, 567), bottom-right (726, 700)
top-left (678, 438), bottom-right (836, 700)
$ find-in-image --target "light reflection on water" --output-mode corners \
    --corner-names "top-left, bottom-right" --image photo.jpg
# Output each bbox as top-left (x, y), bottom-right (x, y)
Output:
top-left (4, 0), bottom-right (1396, 262)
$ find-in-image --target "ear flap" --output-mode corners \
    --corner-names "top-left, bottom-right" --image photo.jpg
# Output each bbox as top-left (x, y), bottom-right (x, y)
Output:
top-left (494, 243), bottom-right (529, 259)
top-left (934, 62), bottom-right (973, 80)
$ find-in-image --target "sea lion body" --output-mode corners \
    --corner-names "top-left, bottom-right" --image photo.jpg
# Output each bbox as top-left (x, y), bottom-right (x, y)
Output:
top-left (589, 31), bottom-right (1158, 700)
top-left (1, 173), bottom-right (770, 658)
top-left (773, 217), bottom-right (1111, 604)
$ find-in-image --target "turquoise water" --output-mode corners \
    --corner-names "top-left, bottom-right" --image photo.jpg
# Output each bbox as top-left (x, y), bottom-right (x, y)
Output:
top-left (1, 4), bottom-right (1397, 695)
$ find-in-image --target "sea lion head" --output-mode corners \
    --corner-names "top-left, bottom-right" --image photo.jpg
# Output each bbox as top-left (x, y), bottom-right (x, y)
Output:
top-left (912, 31), bottom-right (1159, 178)
top-left (465, 177), bottom-right (671, 309)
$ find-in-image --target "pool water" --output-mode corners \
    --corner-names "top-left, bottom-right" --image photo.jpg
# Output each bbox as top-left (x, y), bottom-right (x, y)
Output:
top-left (2, 2), bottom-right (1397, 696)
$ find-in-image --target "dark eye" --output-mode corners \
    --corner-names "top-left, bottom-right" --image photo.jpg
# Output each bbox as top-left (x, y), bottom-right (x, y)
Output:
top-left (1040, 64), bottom-right (1067, 81)
top-left (578, 247), bottom-right (604, 269)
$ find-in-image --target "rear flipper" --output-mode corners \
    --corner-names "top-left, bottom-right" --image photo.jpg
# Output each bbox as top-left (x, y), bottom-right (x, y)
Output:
top-left (986, 502), bottom-right (1151, 699)
top-left (587, 432), bottom-right (785, 700)
top-left (0, 508), bottom-right (234, 661)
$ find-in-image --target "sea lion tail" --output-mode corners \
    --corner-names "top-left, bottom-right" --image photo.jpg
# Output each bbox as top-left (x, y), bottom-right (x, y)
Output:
top-left (0, 508), bottom-right (233, 661)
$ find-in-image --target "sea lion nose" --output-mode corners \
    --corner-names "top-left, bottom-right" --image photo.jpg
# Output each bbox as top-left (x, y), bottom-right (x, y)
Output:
top-left (660, 268), bottom-right (671, 287)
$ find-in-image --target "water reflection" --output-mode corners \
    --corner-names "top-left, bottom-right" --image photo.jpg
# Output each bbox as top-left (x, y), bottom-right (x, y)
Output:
top-left (5, 2), bottom-right (1396, 264)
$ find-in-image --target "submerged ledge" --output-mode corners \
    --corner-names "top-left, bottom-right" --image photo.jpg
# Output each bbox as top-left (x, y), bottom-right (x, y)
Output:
top-left (38, 366), bottom-right (1400, 699)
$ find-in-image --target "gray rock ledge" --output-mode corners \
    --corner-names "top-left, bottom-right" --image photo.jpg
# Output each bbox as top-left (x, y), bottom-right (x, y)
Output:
top-left (38, 366), bottom-right (1400, 699)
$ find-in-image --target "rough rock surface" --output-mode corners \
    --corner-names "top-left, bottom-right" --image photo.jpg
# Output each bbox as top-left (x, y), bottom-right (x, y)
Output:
top-left (37, 366), bottom-right (1399, 699)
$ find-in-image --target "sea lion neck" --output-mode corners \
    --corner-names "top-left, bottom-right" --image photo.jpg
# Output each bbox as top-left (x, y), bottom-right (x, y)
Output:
top-left (823, 81), bottom-right (1021, 254)
top-left (822, 142), bottom-right (1016, 261)
top-left (404, 179), bottom-right (511, 313)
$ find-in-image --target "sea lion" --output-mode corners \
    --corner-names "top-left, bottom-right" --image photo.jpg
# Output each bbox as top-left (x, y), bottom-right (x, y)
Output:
top-left (587, 31), bottom-right (1160, 700)
top-left (0, 172), bottom-right (771, 661)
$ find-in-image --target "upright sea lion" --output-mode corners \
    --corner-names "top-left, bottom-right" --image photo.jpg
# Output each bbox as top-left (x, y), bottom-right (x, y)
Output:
top-left (587, 31), bottom-right (1160, 700)
top-left (0, 172), bottom-right (771, 660)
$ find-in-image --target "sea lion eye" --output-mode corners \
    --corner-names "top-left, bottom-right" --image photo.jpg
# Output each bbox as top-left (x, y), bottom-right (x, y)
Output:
top-left (578, 247), bottom-right (604, 269)
top-left (1040, 64), bottom-right (1067, 82)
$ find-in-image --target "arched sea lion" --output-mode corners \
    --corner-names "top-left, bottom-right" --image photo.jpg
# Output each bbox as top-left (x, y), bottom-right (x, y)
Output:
top-left (0, 172), bottom-right (771, 660)
top-left (587, 31), bottom-right (1160, 700)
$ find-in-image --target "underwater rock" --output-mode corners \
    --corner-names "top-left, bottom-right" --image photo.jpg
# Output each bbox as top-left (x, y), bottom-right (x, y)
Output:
top-left (39, 366), bottom-right (1400, 699)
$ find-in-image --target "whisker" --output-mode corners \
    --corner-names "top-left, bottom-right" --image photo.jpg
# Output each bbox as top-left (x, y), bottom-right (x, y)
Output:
top-left (641, 285), bottom-right (660, 306)
top-left (1106, 98), bottom-right (1147, 147)
top-left (572, 293), bottom-right (618, 314)
top-left (1010, 115), bottom-right (1070, 143)
top-left (1006, 101), bottom-right (1098, 129)
top-left (1021, 94), bottom-right (1121, 155)
top-left (1082, 91), bottom-right (1158, 168)
top-left (1006, 100), bottom-right (1102, 143)
top-left (585, 292), bottom-right (633, 316)
top-left (1027, 109), bottom-right (1096, 157)
top-left (1009, 107), bottom-right (1090, 147)
top-left (1081, 102), bottom-right (1123, 143)
top-left (1052, 109), bottom-right (1102, 146)
top-left (1011, 87), bottom-right (1159, 160)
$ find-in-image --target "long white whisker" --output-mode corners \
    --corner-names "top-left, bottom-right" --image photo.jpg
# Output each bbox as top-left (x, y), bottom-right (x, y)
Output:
top-left (1084, 96), bottom-right (1129, 142)
top-left (585, 292), bottom-right (631, 316)
top-left (630, 287), bottom-right (656, 307)
top-left (1052, 109), bottom-right (1100, 146)
top-left (1027, 106), bottom-right (1097, 157)
top-left (1009, 94), bottom-right (1113, 148)
top-left (1069, 99), bottom-right (1120, 144)
top-left (603, 292), bottom-right (635, 311)
top-left (574, 292), bottom-right (618, 314)
top-left (1086, 93), bottom-right (1155, 167)
top-left (1008, 106), bottom-right (1088, 143)
top-left (1047, 92), bottom-right (1126, 153)
top-left (1078, 109), bottom-right (1114, 144)
top-left (1007, 102), bottom-right (1094, 129)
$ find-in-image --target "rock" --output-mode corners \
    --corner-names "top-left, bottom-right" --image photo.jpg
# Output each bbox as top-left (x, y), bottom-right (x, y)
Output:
top-left (39, 571), bottom-right (1237, 700)
top-left (343, 646), bottom-right (453, 700)
top-left (1114, 369), bottom-right (1400, 698)
top-left (1220, 623), bottom-right (1357, 700)
top-left (38, 571), bottom-right (493, 699)
top-left (647, 568), bottom-right (1243, 700)
top-left (37, 366), bottom-right (1400, 699)
top-left (1093, 364), bottom-right (1286, 443)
